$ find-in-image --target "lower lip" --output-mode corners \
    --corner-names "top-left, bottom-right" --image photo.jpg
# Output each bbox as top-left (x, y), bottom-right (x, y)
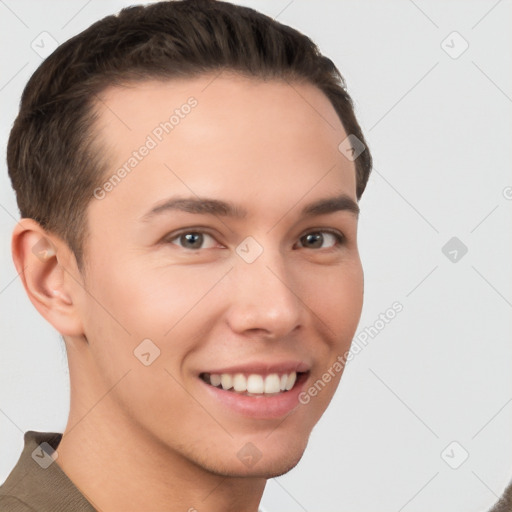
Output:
top-left (199, 373), bottom-right (309, 419)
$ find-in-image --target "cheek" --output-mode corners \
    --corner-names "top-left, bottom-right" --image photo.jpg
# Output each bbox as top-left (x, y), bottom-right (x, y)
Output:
top-left (82, 252), bottom-right (186, 331)
top-left (79, 252), bottom-right (228, 365)
top-left (301, 258), bottom-right (364, 343)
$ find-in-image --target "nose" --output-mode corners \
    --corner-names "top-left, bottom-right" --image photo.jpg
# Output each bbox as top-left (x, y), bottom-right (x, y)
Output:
top-left (224, 248), bottom-right (305, 340)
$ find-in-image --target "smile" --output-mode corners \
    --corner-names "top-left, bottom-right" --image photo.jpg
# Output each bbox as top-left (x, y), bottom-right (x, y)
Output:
top-left (200, 371), bottom-right (302, 396)
top-left (197, 361), bottom-right (311, 418)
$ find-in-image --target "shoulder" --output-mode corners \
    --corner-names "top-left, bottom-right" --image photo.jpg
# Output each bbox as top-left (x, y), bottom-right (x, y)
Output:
top-left (488, 479), bottom-right (512, 512)
top-left (0, 494), bottom-right (37, 511)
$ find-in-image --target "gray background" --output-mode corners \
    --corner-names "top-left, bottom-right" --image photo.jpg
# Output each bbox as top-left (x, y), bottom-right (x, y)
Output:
top-left (1, 1), bottom-right (511, 511)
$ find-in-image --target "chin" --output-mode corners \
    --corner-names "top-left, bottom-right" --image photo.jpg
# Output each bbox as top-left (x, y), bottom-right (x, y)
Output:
top-left (200, 437), bottom-right (309, 479)
top-left (249, 452), bottom-right (305, 478)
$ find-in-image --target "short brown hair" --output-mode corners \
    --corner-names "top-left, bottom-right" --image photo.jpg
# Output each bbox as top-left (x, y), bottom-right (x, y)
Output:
top-left (7, 0), bottom-right (372, 272)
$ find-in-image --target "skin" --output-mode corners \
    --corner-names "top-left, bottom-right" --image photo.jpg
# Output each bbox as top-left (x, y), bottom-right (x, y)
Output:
top-left (12, 72), bottom-right (364, 512)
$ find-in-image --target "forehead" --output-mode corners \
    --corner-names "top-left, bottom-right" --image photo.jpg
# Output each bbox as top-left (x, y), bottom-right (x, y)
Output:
top-left (95, 72), bottom-right (345, 129)
top-left (93, 72), bottom-right (350, 158)
top-left (89, 73), bottom-right (356, 221)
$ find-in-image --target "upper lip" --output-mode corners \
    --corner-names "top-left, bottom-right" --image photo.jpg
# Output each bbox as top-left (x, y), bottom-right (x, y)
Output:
top-left (200, 360), bottom-right (311, 376)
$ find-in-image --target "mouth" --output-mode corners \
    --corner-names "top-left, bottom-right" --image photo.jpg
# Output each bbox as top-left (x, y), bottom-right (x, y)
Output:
top-left (199, 371), bottom-right (309, 397)
top-left (197, 361), bottom-right (311, 419)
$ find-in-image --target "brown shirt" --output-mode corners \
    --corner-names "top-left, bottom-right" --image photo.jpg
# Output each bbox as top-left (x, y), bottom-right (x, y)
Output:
top-left (0, 431), bottom-right (96, 511)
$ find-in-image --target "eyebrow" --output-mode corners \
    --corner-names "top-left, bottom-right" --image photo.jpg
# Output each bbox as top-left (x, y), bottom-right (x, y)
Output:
top-left (141, 193), bottom-right (360, 222)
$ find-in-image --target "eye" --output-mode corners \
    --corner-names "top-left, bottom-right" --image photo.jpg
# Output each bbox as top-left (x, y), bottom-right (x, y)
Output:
top-left (296, 230), bottom-right (344, 250)
top-left (166, 231), bottom-right (219, 250)
top-left (163, 228), bottom-right (345, 251)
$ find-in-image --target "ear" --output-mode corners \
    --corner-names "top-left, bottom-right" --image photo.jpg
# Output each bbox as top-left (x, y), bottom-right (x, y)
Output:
top-left (11, 218), bottom-right (85, 337)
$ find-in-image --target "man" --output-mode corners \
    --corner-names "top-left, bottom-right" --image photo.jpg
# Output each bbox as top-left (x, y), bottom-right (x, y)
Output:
top-left (0, 0), bottom-right (373, 510)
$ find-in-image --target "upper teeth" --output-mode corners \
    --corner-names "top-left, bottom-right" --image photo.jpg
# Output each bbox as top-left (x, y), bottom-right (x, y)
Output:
top-left (206, 372), bottom-right (297, 394)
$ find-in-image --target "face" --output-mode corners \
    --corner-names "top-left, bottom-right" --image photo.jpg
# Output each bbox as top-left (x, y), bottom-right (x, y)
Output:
top-left (74, 72), bottom-right (363, 477)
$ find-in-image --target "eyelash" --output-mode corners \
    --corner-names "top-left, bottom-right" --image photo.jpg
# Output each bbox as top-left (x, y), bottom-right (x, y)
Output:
top-left (163, 228), bottom-right (345, 252)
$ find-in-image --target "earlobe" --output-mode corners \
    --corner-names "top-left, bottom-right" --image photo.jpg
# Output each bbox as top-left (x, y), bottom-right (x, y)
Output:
top-left (11, 218), bottom-right (84, 336)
